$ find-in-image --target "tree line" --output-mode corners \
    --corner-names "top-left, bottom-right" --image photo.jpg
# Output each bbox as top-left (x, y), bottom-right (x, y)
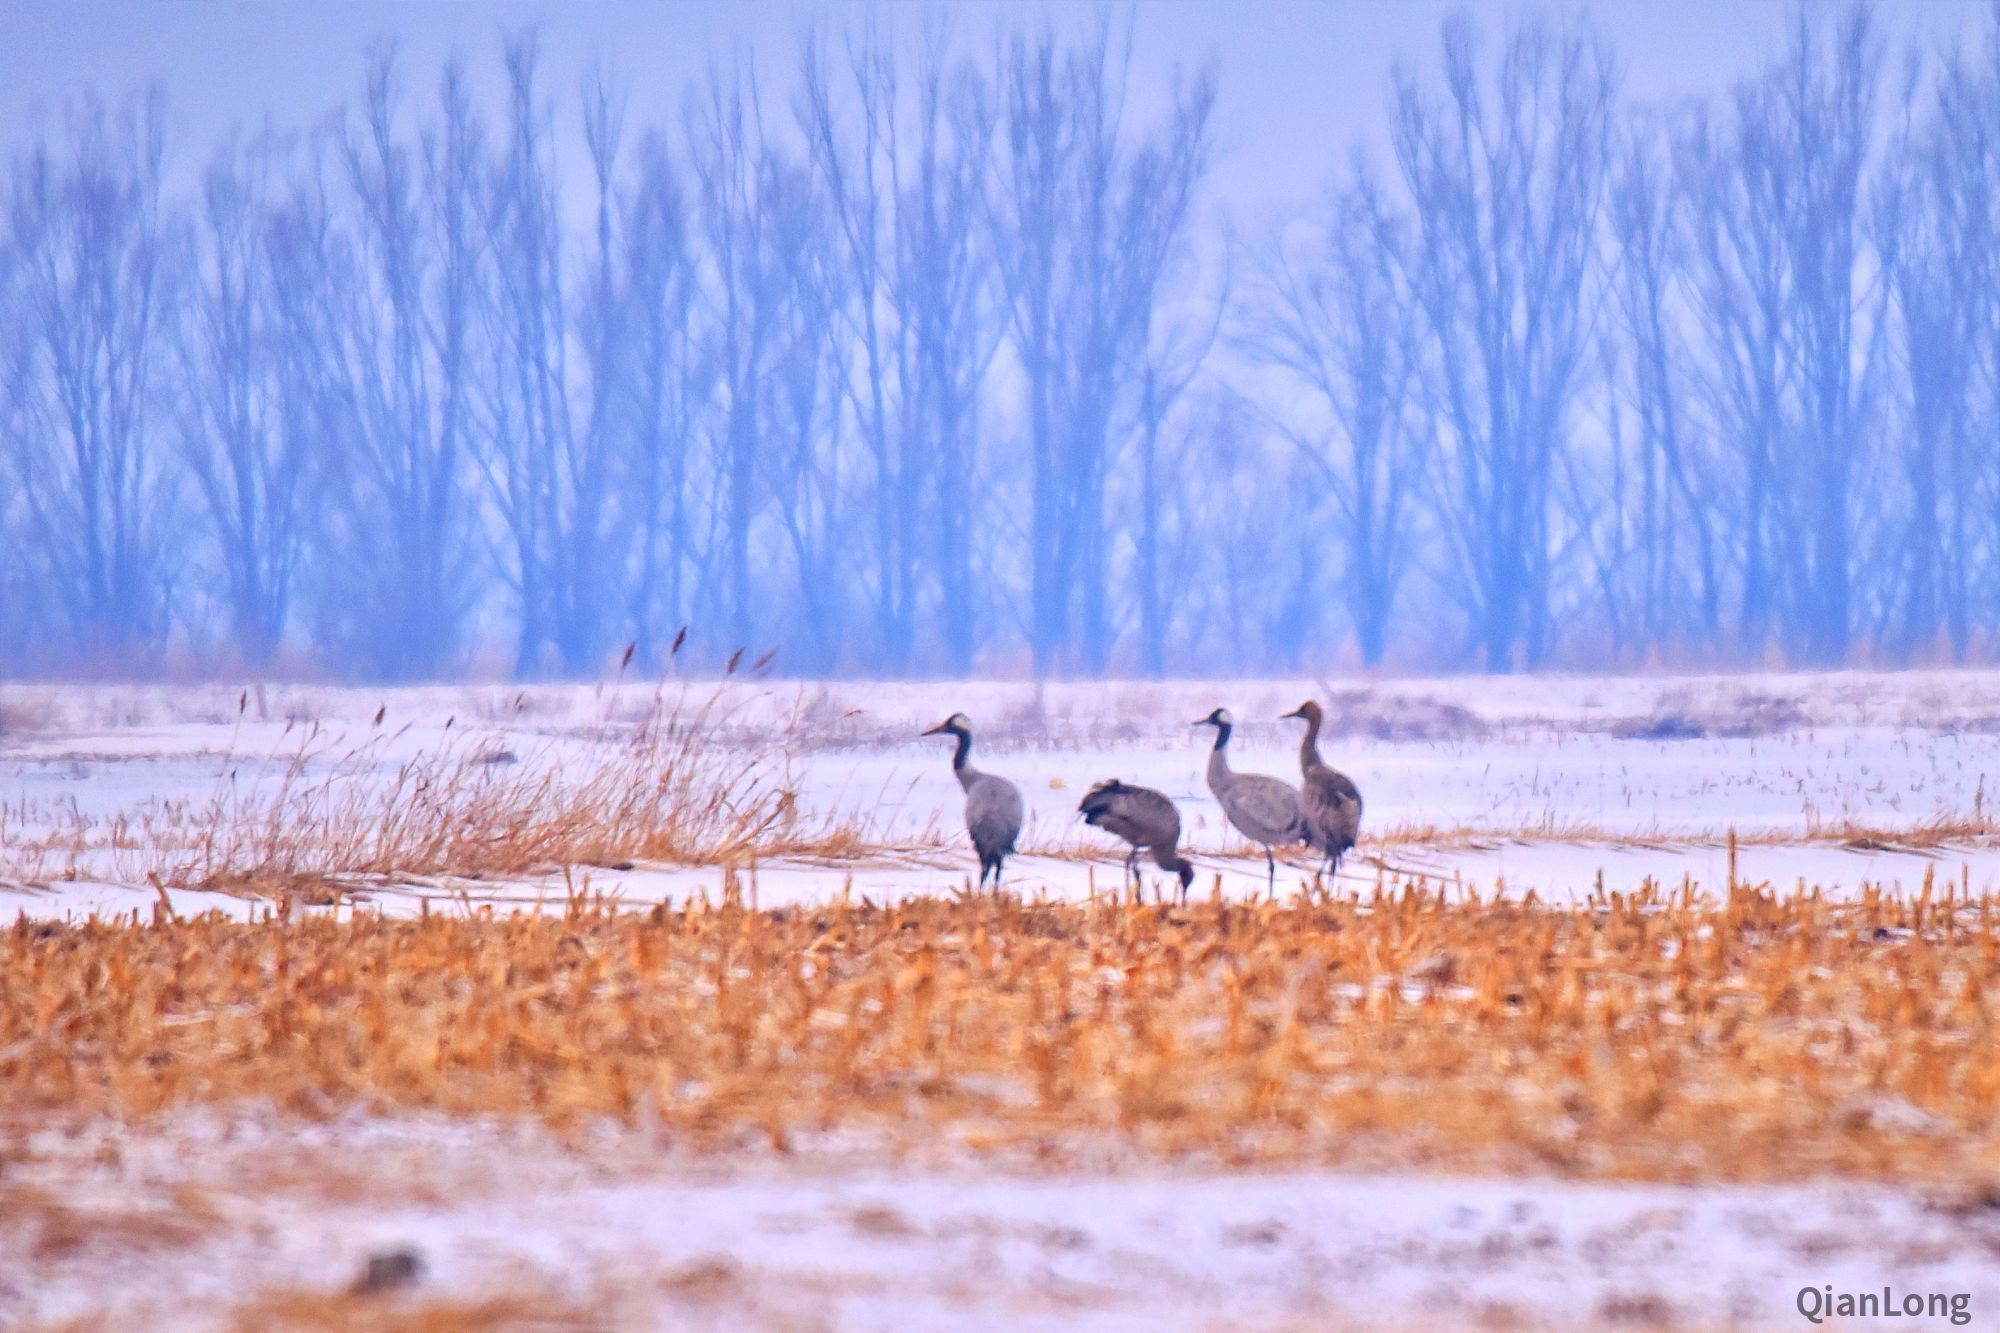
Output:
top-left (2, 6), bottom-right (1995, 680)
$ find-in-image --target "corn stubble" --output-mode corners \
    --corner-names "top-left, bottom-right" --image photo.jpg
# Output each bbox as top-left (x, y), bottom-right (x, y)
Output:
top-left (6, 882), bottom-right (2000, 1181)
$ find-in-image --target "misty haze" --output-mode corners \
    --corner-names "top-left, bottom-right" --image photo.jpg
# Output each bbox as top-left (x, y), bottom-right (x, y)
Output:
top-left (1, 0), bottom-right (1992, 679)
top-left (10, 5), bottom-right (2000, 1331)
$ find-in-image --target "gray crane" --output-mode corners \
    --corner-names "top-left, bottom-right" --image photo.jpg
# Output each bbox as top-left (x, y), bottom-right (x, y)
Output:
top-left (922, 712), bottom-right (1025, 889)
top-left (1279, 699), bottom-right (1364, 878)
top-left (1195, 707), bottom-right (1307, 896)
top-left (1078, 778), bottom-right (1195, 902)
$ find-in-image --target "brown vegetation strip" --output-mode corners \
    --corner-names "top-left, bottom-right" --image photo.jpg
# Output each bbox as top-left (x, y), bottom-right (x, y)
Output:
top-left (0, 684), bottom-right (904, 893)
top-left (6, 885), bottom-right (2000, 1181)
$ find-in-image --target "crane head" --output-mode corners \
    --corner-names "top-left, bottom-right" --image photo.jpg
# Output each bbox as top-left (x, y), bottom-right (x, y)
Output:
top-left (1192, 707), bottom-right (1232, 728)
top-left (1280, 700), bottom-right (1323, 725)
top-left (921, 712), bottom-right (972, 738)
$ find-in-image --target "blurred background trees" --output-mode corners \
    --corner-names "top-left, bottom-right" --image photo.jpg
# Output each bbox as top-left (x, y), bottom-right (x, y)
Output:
top-left (0, 5), bottom-right (1994, 680)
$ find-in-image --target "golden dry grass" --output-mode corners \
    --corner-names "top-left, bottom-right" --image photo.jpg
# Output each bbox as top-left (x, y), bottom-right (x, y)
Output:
top-left (0, 1181), bottom-right (223, 1262)
top-left (221, 1289), bottom-right (602, 1332)
top-left (0, 681), bottom-right (905, 895)
top-left (7, 881), bottom-right (2000, 1183)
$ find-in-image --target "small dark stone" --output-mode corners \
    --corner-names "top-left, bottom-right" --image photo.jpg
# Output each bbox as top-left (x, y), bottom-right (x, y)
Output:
top-left (351, 1247), bottom-right (424, 1296)
top-left (1622, 714), bottom-right (1704, 742)
top-left (1598, 1292), bottom-right (1673, 1325)
top-left (1221, 1220), bottom-right (1286, 1247)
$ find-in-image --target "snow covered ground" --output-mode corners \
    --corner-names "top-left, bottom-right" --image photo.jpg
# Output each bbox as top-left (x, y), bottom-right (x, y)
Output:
top-left (2, 666), bottom-right (1997, 915)
top-left (9, 1109), bottom-right (2000, 1331)
top-left (14, 834), bottom-right (1991, 925)
top-left (7, 668), bottom-right (2000, 1328)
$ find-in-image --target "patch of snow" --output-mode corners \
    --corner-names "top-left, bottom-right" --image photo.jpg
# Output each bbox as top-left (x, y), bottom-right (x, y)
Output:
top-left (7, 1111), bottom-right (1999, 1330)
top-left (4, 669), bottom-right (1999, 915)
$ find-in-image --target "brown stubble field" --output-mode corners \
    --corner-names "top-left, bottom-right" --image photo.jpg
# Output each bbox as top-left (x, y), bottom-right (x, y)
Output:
top-left (13, 672), bottom-right (2000, 1325)
top-left (7, 879), bottom-right (1999, 1185)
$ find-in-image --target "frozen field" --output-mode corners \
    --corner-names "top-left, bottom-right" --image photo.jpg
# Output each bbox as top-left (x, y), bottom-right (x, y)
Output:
top-left (11, 1109), bottom-right (2000, 1331)
top-left (7, 669), bottom-right (2000, 1330)
top-left (1, 666), bottom-right (1996, 916)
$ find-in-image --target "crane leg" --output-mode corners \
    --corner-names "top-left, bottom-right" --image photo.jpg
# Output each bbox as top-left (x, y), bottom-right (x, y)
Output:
top-left (1265, 847), bottom-right (1276, 900)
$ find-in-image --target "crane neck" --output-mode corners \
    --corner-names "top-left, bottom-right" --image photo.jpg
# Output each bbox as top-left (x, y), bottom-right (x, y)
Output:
top-left (1209, 718), bottom-right (1233, 752)
top-left (950, 727), bottom-right (972, 774)
top-left (1205, 735), bottom-right (1233, 790)
top-left (1297, 713), bottom-right (1324, 771)
top-left (1156, 848), bottom-right (1196, 893)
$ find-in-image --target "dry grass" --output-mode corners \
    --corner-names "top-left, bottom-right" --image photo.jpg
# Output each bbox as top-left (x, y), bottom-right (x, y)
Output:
top-left (0, 681), bottom-right (908, 895)
top-left (170, 685), bottom-right (794, 893)
top-left (1801, 810), bottom-right (2000, 850)
top-left (7, 881), bottom-right (2000, 1182)
top-left (0, 1181), bottom-right (223, 1262)
top-left (1028, 814), bottom-right (2000, 867)
top-left (222, 1289), bottom-right (602, 1332)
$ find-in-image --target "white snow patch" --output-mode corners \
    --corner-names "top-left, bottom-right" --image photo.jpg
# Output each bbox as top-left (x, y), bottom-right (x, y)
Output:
top-left (4, 668), bottom-right (1998, 914)
top-left (7, 1112), bottom-right (1998, 1330)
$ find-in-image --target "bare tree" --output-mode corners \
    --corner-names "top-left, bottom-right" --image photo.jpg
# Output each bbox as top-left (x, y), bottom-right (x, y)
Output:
top-left (7, 8), bottom-right (2000, 680)
top-left (0, 239), bottom-right (23, 667)
top-left (1874, 37), bottom-right (1996, 662)
top-left (902, 43), bottom-right (1002, 672)
top-left (175, 133), bottom-right (310, 667)
top-left (1129, 273), bottom-right (1223, 678)
top-left (474, 42), bottom-right (636, 675)
top-left (2, 92), bottom-right (180, 668)
top-left (1240, 169), bottom-right (1421, 667)
top-left (991, 19), bottom-right (1215, 674)
top-left (302, 50), bottom-right (485, 679)
top-left (1597, 112), bottom-right (1723, 657)
top-left (686, 62), bottom-right (797, 654)
top-left (800, 31), bottom-right (909, 670)
top-left (1391, 15), bottom-right (1615, 671)
top-left (622, 128), bottom-right (706, 666)
top-left (773, 167), bottom-right (853, 673)
top-left (799, 27), bottom-right (1004, 674)
top-left (1680, 10), bottom-right (1885, 666)
top-left (1784, 12), bottom-right (1885, 665)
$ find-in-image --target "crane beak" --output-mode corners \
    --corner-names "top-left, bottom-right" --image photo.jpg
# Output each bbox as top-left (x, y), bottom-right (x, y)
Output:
top-left (1279, 707), bottom-right (1304, 721)
top-left (1190, 717), bottom-right (1211, 727)
top-left (920, 722), bottom-right (948, 737)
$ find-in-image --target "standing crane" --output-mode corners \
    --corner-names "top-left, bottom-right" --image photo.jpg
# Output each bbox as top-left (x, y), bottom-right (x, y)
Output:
top-left (1078, 779), bottom-right (1195, 903)
top-left (1195, 707), bottom-right (1307, 896)
top-left (1279, 700), bottom-right (1364, 879)
top-left (922, 713), bottom-right (1024, 889)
